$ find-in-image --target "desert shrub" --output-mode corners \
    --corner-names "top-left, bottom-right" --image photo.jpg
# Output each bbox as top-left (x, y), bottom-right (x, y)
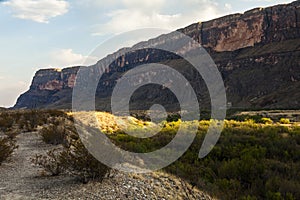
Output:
top-left (261, 118), bottom-right (273, 124)
top-left (39, 124), bottom-right (66, 145)
top-left (279, 118), bottom-right (290, 124)
top-left (59, 139), bottom-right (111, 183)
top-left (106, 119), bottom-right (300, 200)
top-left (25, 111), bottom-right (300, 198)
top-left (31, 149), bottom-right (62, 176)
top-left (7, 109), bottom-right (69, 133)
top-left (33, 138), bottom-right (111, 183)
top-left (230, 115), bottom-right (264, 123)
top-left (33, 111), bottom-right (111, 182)
top-left (166, 113), bottom-right (181, 122)
top-left (0, 137), bottom-right (18, 165)
top-left (0, 114), bottom-right (14, 132)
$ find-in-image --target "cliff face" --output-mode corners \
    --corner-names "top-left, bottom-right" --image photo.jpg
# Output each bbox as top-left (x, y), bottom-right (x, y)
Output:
top-left (30, 67), bottom-right (79, 91)
top-left (179, 0), bottom-right (300, 52)
top-left (14, 67), bottom-right (80, 109)
top-left (14, 1), bottom-right (300, 110)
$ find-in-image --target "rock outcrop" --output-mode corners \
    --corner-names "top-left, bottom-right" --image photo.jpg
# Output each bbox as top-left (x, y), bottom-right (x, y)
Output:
top-left (14, 67), bottom-right (81, 109)
top-left (179, 1), bottom-right (300, 52)
top-left (30, 67), bottom-right (80, 91)
top-left (14, 1), bottom-right (300, 110)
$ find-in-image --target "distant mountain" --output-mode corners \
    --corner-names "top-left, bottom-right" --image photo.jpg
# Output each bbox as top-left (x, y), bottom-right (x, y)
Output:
top-left (14, 1), bottom-right (300, 110)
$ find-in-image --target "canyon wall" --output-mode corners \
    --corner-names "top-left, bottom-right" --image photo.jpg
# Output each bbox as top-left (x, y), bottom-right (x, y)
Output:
top-left (14, 1), bottom-right (300, 110)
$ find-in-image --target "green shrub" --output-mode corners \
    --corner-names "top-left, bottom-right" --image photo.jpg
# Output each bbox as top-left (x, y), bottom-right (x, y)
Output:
top-left (230, 115), bottom-right (264, 123)
top-left (266, 192), bottom-right (284, 200)
top-left (261, 118), bottom-right (273, 124)
top-left (279, 118), bottom-right (290, 124)
top-left (0, 137), bottom-right (18, 165)
top-left (106, 119), bottom-right (300, 200)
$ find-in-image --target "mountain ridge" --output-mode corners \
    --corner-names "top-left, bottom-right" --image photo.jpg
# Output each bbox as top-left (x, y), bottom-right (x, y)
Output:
top-left (14, 1), bottom-right (300, 110)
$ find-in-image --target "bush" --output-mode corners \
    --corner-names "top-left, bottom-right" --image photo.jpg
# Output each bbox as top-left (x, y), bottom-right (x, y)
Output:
top-left (39, 124), bottom-right (66, 145)
top-left (0, 137), bottom-right (18, 165)
top-left (106, 119), bottom-right (300, 199)
top-left (26, 110), bottom-right (300, 199)
top-left (33, 139), bottom-right (111, 183)
top-left (31, 149), bottom-right (63, 176)
top-left (261, 118), bottom-right (273, 124)
top-left (0, 114), bottom-right (14, 132)
top-left (279, 118), bottom-right (290, 124)
top-left (59, 140), bottom-right (111, 183)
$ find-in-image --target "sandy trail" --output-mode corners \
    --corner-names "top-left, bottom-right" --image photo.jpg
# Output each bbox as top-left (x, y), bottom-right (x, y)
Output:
top-left (0, 132), bottom-right (77, 200)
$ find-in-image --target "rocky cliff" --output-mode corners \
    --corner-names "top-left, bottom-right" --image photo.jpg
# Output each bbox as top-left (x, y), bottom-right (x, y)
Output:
top-left (180, 0), bottom-right (300, 52)
top-left (14, 67), bottom-right (81, 109)
top-left (30, 67), bottom-right (79, 91)
top-left (14, 1), bottom-right (300, 110)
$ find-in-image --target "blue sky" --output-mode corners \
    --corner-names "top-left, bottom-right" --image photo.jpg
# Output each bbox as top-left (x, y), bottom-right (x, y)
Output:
top-left (0, 0), bottom-right (294, 107)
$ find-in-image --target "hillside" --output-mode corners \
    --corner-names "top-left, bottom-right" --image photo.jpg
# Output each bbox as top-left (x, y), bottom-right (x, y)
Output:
top-left (14, 1), bottom-right (300, 110)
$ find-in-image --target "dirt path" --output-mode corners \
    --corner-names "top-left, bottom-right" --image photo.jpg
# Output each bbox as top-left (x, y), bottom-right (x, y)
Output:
top-left (0, 132), bottom-right (214, 200)
top-left (0, 132), bottom-right (78, 199)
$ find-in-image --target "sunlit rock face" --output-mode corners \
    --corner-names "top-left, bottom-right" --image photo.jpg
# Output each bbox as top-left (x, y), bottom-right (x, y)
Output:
top-left (179, 1), bottom-right (300, 52)
top-left (30, 67), bottom-right (80, 91)
top-left (14, 1), bottom-right (300, 110)
top-left (14, 67), bottom-right (81, 109)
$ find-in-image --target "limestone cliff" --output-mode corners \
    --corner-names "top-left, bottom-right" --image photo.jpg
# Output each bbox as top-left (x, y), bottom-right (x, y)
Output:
top-left (179, 1), bottom-right (300, 52)
top-left (14, 1), bottom-right (300, 110)
top-left (14, 67), bottom-right (81, 109)
top-left (30, 67), bottom-right (79, 91)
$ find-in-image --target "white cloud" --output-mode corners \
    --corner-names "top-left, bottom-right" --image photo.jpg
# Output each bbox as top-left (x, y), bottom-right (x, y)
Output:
top-left (3, 0), bottom-right (69, 23)
top-left (51, 49), bottom-right (98, 67)
top-left (225, 3), bottom-right (232, 10)
top-left (94, 10), bottom-right (180, 36)
top-left (74, 0), bottom-right (119, 8)
top-left (93, 0), bottom-right (222, 35)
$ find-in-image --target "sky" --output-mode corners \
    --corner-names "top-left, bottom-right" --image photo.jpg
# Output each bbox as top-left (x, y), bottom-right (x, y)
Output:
top-left (0, 0), bottom-right (294, 108)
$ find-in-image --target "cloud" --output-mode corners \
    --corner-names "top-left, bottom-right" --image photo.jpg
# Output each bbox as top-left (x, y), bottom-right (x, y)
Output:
top-left (51, 49), bottom-right (98, 67)
top-left (92, 0), bottom-right (223, 36)
top-left (3, 0), bottom-right (69, 23)
top-left (225, 3), bottom-right (232, 10)
top-left (94, 10), bottom-right (180, 36)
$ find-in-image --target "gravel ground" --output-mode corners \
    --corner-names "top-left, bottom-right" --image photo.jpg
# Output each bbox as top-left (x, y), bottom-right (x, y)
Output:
top-left (0, 132), bottom-right (214, 200)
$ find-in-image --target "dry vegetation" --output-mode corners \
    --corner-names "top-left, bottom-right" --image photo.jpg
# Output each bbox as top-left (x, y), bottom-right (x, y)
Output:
top-left (37, 111), bottom-right (300, 200)
top-left (0, 110), bottom-right (110, 183)
top-left (1, 109), bottom-right (300, 199)
top-left (0, 137), bottom-right (17, 165)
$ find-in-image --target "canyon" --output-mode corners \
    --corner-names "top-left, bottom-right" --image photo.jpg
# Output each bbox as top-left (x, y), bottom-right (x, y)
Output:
top-left (14, 1), bottom-right (300, 110)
